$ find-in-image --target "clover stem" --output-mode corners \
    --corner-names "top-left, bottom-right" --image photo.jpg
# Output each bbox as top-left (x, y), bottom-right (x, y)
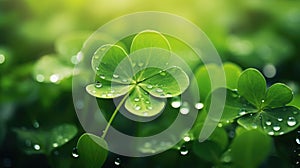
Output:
top-left (101, 92), bottom-right (130, 139)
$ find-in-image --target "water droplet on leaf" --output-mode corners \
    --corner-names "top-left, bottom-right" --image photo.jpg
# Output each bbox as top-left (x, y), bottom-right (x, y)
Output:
top-left (277, 118), bottom-right (283, 122)
top-left (273, 125), bottom-right (281, 131)
top-left (52, 143), bottom-right (58, 148)
top-left (134, 98), bottom-right (140, 102)
top-left (287, 117), bottom-right (297, 126)
top-left (113, 74), bottom-right (119, 78)
top-left (180, 102), bottom-right (190, 115)
top-left (72, 147), bottom-right (79, 158)
top-left (180, 146), bottom-right (188, 155)
top-left (194, 102), bottom-right (204, 110)
top-left (33, 121), bottom-right (39, 128)
top-left (265, 120), bottom-right (272, 126)
top-left (95, 82), bottom-right (102, 88)
top-left (33, 144), bottom-right (40, 151)
top-left (183, 136), bottom-right (191, 142)
top-left (114, 158), bottom-right (121, 166)
top-left (171, 97), bottom-right (181, 108)
top-left (156, 88), bottom-right (163, 93)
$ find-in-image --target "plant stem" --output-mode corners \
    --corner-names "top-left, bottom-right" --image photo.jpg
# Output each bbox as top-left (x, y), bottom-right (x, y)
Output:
top-left (101, 92), bottom-right (130, 139)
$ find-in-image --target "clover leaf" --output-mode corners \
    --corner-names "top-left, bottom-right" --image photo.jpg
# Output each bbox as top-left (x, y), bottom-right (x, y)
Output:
top-left (206, 68), bottom-right (300, 136)
top-left (86, 30), bottom-right (189, 118)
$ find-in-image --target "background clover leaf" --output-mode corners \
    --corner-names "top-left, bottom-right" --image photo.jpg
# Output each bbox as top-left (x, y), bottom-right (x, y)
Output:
top-left (86, 30), bottom-right (190, 117)
top-left (74, 133), bottom-right (108, 168)
top-left (208, 68), bottom-right (300, 135)
top-left (14, 124), bottom-right (77, 155)
top-left (237, 68), bottom-right (266, 108)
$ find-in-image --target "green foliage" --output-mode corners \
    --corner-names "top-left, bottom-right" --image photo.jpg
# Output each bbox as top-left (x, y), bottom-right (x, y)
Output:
top-left (14, 124), bottom-right (77, 155)
top-left (230, 130), bottom-right (272, 168)
top-left (74, 133), bottom-right (108, 168)
top-left (207, 68), bottom-right (300, 136)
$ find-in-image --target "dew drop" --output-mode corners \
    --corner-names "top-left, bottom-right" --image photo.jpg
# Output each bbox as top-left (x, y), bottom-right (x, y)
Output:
top-left (180, 102), bottom-right (190, 115)
top-left (134, 97), bottom-right (140, 102)
top-left (33, 121), bottom-right (39, 128)
top-left (33, 144), bottom-right (40, 151)
top-left (36, 74), bottom-right (45, 82)
top-left (113, 74), bottom-right (119, 78)
top-left (95, 82), bottom-right (102, 88)
top-left (72, 147), bottom-right (79, 158)
top-left (268, 131), bottom-right (275, 135)
top-left (261, 100), bottom-right (265, 103)
top-left (293, 111), bottom-right (299, 115)
top-left (138, 62), bottom-right (144, 67)
top-left (52, 143), bottom-right (58, 148)
top-left (252, 123), bottom-right (258, 129)
top-left (160, 71), bottom-right (166, 76)
top-left (287, 117), bottom-right (297, 126)
top-left (183, 136), bottom-right (191, 142)
top-left (50, 74), bottom-right (60, 83)
top-left (145, 101), bottom-right (150, 104)
top-left (218, 123), bottom-right (223, 127)
top-left (277, 118), bottom-right (283, 122)
top-left (147, 106), bottom-right (153, 110)
top-left (156, 88), bottom-right (163, 93)
top-left (273, 125), bottom-right (281, 131)
top-left (0, 54), bottom-right (5, 64)
top-left (135, 105), bottom-right (141, 111)
top-left (239, 109), bottom-right (247, 116)
top-left (296, 138), bottom-right (300, 145)
top-left (194, 102), bottom-right (204, 110)
top-left (171, 98), bottom-right (181, 109)
top-left (143, 112), bottom-right (149, 116)
top-left (114, 157), bottom-right (121, 166)
top-left (99, 75), bottom-right (105, 79)
top-left (265, 120), bottom-right (272, 126)
top-left (180, 146), bottom-right (188, 155)
top-left (146, 85), bottom-right (153, 89)
top-left (122, 79), bottom-right (128, 83)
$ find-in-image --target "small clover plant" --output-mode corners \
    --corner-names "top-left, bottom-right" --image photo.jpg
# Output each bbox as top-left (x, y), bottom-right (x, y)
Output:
top-left (86, 30), bottom-right (189, 138)
top-left (207, 68), bottom-right (300, 136)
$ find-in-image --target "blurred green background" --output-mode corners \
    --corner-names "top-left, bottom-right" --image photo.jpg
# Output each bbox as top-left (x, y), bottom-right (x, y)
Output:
top-left (1, 0), bottom-right (300, 167)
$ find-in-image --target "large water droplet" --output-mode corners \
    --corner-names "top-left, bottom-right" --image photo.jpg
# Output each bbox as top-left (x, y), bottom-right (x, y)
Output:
top-left (180, 102), bottom-right (190, 115)
top-left (171, 97), bottom-right (181, 108)
top-left (50, 74), bottom-right (60, 83)
top-left (273, 125), bottom-right (281, 131)
top-left (114, 157), bottom-right (121, 166)
top-left (33, 144), bottom-right (40, 151)
top-left (194, 102), bottom-right (204, 110)
top-left (180, 146), bottom-right (188, 155)
top-left (287, 117), bottom-right (297, 126)
top-left (95, 82), bottom-right (102, 88)
top-left (183, 135), bottom-right (191, 142)
top-left (265, 120), bottom-right (272, 126)
top-left (52, 143), bottom-right (58, 148)
top-left (72, 147), bottom-right (79, 158)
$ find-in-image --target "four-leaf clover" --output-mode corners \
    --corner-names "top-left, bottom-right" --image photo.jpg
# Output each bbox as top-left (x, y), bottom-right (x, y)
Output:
top-left (86, 30), bottom-right (189, 117)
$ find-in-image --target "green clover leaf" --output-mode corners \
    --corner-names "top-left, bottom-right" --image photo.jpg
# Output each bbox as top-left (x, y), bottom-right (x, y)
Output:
top-left (206, 68), bottom-right (300, 136)
top-left (86, 30), bottom-right (189, 119)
